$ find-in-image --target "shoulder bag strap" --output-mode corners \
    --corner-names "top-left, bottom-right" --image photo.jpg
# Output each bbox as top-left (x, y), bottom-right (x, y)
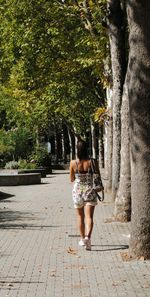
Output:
top-left (91, 159), bottom-right (102, 177)
top-left (90, 159), bottom-right (95, 174)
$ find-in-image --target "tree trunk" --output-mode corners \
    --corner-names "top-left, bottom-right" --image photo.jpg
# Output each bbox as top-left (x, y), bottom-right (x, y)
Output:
top-left (54, 127), bottom-right (59, 164)
top-left (68, 128), bottom-right (74, 161)
top-left (127, 0), bottom-right (150, 259)
top-left (98, 126), bottom-right (104, 169)
top-left (107, 0), bottom-right (126, 199)
top-left (105, 87), bottom-right (113, 192)
top-left (36, 127), bottom-right (40, 146)
top-left (61, 128), bottom-right (66, 163)
top-left (114, 79), bottom-right (131, 222)
top-left (90, 118), bottom-right (97, 159)
top-left (74, 128), bottom-right (78, 159)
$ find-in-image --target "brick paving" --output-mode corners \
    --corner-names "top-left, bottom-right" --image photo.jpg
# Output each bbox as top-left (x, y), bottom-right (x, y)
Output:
top-left (0, 170), bottom-right (150, 297)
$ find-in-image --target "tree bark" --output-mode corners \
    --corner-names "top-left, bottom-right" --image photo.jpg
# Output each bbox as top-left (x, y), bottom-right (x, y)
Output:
top-left (74, 128), bottom-right (78, 159)
top-left (105, 87), bottom-right (113, 192)
top-left (68, 128), bottom-right (74, 161)
top-left (127, 0), bottom-right (150, 259)
top-left (90, 118), bottom-right (97, 159)
top-left (98, 125), bottom-right (104, 169)
top-left (114, 79), bottom-right (131, 221)
top-left (61, 127), bottom-right (66, 163)
top-left (107, 0), bottom-right (126, 199)
top-left (36, 127), bottom-right (40, 146)
top-left (54, 127), bottom-right (59, 164)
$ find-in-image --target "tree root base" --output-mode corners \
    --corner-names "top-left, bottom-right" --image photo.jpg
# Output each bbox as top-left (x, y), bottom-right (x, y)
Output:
top-left (121, 250), bottom-right (147, 261)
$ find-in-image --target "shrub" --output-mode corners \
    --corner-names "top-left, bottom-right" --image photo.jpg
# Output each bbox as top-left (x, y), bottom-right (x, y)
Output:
top-left (5, 161), bottom-right (19, 169)
top-left (18, 159), bottom-right (37, 169)
top-left (0, 127), bottom-right (36, 164)
top-left (0, 130), bottom-right (15, 162)
top-left (32, 146), bottom-right (51, 168)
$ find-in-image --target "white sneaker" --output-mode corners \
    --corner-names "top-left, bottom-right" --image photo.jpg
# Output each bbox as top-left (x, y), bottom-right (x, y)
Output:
top-left (84, 237), bottom-right (91, 250)
top-left (78, 239), bottom-right (86, 246)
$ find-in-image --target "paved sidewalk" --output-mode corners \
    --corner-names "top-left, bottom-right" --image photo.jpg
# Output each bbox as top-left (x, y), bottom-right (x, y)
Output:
top-left (0, 171), bottom-right (150, 297)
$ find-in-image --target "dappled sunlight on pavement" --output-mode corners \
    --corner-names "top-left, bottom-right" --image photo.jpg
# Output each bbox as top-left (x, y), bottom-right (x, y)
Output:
top-left (0, 170), bottom-right (150, 296)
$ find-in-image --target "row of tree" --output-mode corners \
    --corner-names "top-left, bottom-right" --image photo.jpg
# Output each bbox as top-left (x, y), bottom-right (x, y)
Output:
top-left (0, 1), bottom-right (150, 258)
top-left (106, 0), bottom-right (150, 259)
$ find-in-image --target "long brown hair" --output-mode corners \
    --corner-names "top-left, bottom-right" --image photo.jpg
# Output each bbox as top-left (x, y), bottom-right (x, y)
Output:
top-left (77, 140), bottom-right (88, 160)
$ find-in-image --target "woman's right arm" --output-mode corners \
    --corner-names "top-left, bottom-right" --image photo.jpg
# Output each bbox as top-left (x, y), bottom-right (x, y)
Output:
top-left (70, 160), bottom-right (75, 182)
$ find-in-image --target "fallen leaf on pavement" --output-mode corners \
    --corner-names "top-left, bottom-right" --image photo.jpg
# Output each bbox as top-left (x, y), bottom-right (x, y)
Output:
top-left (67, 247), bottom-right (77, 255)
top-left (50, 273), bottom-right (56, 277)
top-left (112, 282), bottom-right (119, 287)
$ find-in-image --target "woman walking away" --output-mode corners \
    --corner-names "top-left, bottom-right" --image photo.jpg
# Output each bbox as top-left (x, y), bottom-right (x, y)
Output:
top-left (70, 139), bottom-right (100, 251)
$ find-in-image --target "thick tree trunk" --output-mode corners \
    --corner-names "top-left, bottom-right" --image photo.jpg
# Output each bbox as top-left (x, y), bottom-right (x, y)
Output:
top-left (114, 80), bottom-right (131, 221)
top-left (90, 118), bottom-right (97, 159)
top-left (105, 88), bottom-right (113, 192)
top-left (107, 0), bottom-right (126, 199)
top-left (127, 0), bottom-right (150, 259)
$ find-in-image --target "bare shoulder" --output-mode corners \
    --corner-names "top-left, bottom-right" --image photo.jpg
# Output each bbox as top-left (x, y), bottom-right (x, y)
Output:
top-left (70, 159), bottom-right (76, 170)
top-left (70, 159), bottom-right (75, 166)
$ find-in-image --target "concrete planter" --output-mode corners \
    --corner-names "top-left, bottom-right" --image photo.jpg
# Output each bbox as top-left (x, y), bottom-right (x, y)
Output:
top-left (0, 173), bottom-right (41, 186)
top-left (18, 168), bottom-right (47, 178)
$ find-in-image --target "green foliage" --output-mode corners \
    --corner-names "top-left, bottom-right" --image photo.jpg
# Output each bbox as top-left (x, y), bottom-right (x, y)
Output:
top-left (10, 127), bottom-right (35, 160)
top-left (0, 129), bottom-right (15, 157)
top-left (5, 161), bottom-right (19, 169)
top-left (18, 159), bottom-right (37, 169)
top-left (32, 146), bottom-right (51, 168)
top-left (0, 0), bottom-right (108, 140)
top-left (4, 159), bottom-right (37, 169)
top-left (0, 127), bottom-right (35, 164)
top-left (94, 107), bottom-right (112, 126)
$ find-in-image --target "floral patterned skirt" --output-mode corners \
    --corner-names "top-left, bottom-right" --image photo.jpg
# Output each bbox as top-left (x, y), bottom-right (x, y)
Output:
top-left (72, 179), bottom-right (97, 208)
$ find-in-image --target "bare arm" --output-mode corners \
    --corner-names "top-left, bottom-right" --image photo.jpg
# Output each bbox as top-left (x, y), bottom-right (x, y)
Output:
top-left (70, 160), bottom-right (75, 182)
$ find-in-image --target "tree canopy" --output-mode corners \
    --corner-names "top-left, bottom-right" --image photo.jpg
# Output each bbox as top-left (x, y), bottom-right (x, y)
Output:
top-left (0, 0), bottom-right (108, 137)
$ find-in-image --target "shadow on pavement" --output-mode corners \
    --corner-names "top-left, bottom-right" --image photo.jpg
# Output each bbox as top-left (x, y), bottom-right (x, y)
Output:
top-left (0, 280), bottom-right (44, 284)
top-left (68, 234), bottom-right (80, 238)
top-left (0, 223), bottom-right (62, 230)
top-left (52, 172), bottom-right (69, 175)
top-left (0, 209), bottom-right (63, 230)
top-left (0, 192), bottom-right (15, 201)
top-left (91, 244), bottom-right (129, 251)
top-left (0, 209), bottom-right (39, 230)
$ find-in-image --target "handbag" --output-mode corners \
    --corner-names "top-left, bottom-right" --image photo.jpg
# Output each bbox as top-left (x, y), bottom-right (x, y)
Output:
top-left (94, 189), bottom-right (104, 202)
top-left (91, 159), bottom-right (104, 192)
top-left (84, 159), bottom-right (104, 202)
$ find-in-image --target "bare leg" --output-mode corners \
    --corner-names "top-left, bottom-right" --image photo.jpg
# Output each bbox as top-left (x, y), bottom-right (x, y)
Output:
top-left (84, 205), bottom-right (95, 239)
top-left (76, 207), bottom-right (85, 239)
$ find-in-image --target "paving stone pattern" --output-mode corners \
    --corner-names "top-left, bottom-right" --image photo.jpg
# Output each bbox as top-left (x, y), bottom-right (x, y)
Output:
top-left (0, 171), bottom-right (150, 297)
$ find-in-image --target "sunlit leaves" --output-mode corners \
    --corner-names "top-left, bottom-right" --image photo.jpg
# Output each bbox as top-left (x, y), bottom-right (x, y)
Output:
top-left (94, 106), bottom-right (112, 125)
top-left (0, 0), bottom-right (108, 137)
